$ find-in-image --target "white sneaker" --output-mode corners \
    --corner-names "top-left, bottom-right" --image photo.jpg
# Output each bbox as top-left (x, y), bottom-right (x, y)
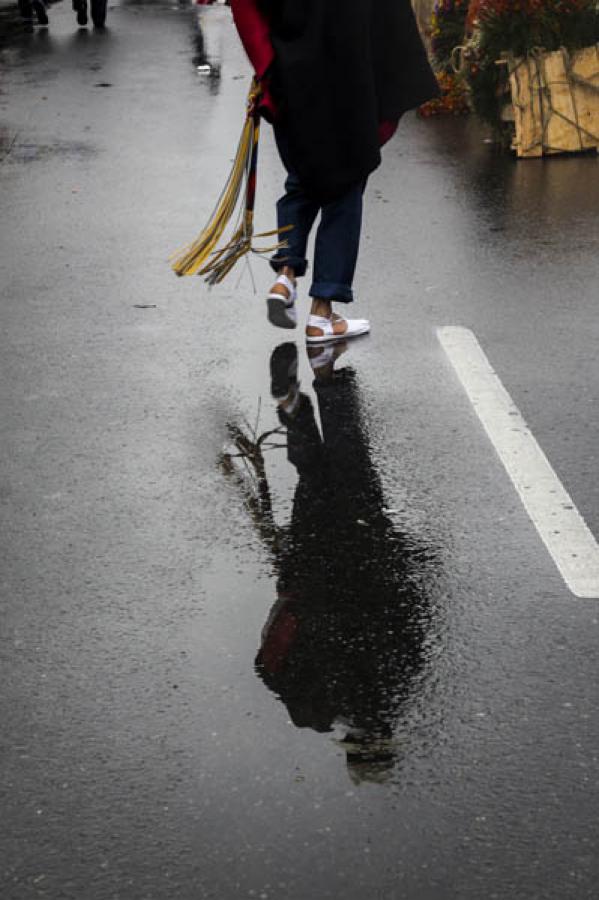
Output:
top-left (305, 314), bottom-right (370, 343)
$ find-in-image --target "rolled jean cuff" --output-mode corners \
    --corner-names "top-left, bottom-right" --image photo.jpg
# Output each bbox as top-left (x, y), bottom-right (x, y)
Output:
top-left (309, 281), bottom-right (354, 304)
top-left (270, 253), bottom-right (308, 278)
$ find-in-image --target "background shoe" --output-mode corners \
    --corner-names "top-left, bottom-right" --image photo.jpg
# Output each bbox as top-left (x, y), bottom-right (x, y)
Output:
top-left (32, 0), bottom-right (49, 24)
top-left (19, 0), bottom-right (34, 27)
top-left (74, 0), bottom-right (87, 25)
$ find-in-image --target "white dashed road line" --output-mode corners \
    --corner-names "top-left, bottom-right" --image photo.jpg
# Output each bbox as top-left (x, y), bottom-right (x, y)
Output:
top-left (437, 326), bottom-right (599, 599)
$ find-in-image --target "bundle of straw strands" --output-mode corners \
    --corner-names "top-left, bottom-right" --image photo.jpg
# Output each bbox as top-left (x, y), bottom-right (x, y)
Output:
top-left (171, 79), bottom-right (290, 284)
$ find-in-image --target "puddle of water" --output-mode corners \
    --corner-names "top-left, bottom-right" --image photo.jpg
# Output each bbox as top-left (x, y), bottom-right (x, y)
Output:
top-left (218, 342), bottom-right (444, 786)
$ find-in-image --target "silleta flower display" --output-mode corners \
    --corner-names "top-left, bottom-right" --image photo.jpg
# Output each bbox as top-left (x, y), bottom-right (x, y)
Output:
top-left (466, 0), bottom-right (599, 136)
top-left (419, 0), bottom-right (470, 116)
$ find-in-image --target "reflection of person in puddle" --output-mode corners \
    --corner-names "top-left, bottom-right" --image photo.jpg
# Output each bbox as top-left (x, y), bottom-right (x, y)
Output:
top-left (223, 343), bottom-right (434, 784)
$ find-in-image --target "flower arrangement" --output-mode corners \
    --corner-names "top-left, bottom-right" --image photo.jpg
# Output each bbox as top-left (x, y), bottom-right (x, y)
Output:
top-left (476, 0), bottom-right (599, 58)
top-left (430, 0), bottom-right (469, 71)
top-left (419, 0), bottom-right (470, 116)
top-left (419, 71), bottom-right (471, 116)
top-left (465, 0), bottom-right (599, 133)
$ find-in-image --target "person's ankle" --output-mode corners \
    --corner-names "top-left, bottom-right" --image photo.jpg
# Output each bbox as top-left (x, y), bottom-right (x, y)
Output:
top-left (310, 298), bottom-right (332, 318)
top-left (280, 266), bottom-right (296, 284)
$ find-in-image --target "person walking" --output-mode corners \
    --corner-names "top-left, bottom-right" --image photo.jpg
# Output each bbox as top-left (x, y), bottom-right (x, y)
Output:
top-left (18, 0), bottom-right (48, 31)
top-left (230, 0), bottom-right (439, 340)
top-left (72, 0), bottom-right (108, 29)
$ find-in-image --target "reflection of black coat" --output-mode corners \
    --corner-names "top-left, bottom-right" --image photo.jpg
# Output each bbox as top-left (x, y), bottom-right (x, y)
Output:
top-left (259, 0), bottom-right (439, 200)
top-left (256, 370), bottom-right (433, 739)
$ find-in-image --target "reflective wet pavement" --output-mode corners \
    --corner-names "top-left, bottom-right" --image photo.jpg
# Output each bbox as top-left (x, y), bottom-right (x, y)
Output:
top-left (2, 3), bottom-right (599, 898)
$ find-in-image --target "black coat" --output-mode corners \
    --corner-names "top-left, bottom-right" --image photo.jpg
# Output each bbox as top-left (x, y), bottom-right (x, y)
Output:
top-left (260, 0), bottom-right (439, 200)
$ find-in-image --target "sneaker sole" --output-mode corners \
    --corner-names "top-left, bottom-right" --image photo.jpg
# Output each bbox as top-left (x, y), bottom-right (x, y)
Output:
top-left (267, 297), bottom-right (297, 330)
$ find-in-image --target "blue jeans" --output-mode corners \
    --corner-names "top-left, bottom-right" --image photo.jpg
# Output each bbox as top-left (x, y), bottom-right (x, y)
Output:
top-left (270, 127), bottom-right (366, 304)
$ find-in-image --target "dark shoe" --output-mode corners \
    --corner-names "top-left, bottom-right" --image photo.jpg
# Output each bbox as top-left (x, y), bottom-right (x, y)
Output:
top-left (90, 0), bottom-right (106, 27)
top-left (32, 0), bottom-right (49, 24)
top-left (75, 0), bottom-right (87, 25)
top-left (19, 0), bottom-right (34, 24)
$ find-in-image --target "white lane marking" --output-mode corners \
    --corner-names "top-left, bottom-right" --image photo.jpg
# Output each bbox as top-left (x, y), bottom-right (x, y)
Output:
top-left (437, 326), bottom-right (599, 599)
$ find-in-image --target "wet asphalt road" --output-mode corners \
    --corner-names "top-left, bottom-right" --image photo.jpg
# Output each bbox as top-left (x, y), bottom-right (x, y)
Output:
top-left (2, 3), bottom-right (599, 898)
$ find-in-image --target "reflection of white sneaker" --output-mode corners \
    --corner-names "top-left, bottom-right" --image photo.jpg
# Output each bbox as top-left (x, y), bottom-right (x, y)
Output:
top-left (270, 342), bottom-right (298, 399)
top-left (307, 343), bottom-right (336, 371)
top-left (266, 274), bottom-right (297, 330)
top-left (307, 339), bottom-right (349, 380)
top-left (305, 314), bottom-right (370, 344)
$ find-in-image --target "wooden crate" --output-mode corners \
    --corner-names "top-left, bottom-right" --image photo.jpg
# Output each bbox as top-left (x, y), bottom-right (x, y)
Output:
top-left (506, 45), bottom-right (599, 158)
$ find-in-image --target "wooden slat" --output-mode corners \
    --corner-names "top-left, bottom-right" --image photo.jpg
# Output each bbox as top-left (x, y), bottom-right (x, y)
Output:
top-left (571, 45), bottom-right (599, 151)
top-left (508, 45), bottom-right (599, 158)
top-left (510, 56), bottom-right (543, 157)
top-left (544, 49), bottom-right (583, 153)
